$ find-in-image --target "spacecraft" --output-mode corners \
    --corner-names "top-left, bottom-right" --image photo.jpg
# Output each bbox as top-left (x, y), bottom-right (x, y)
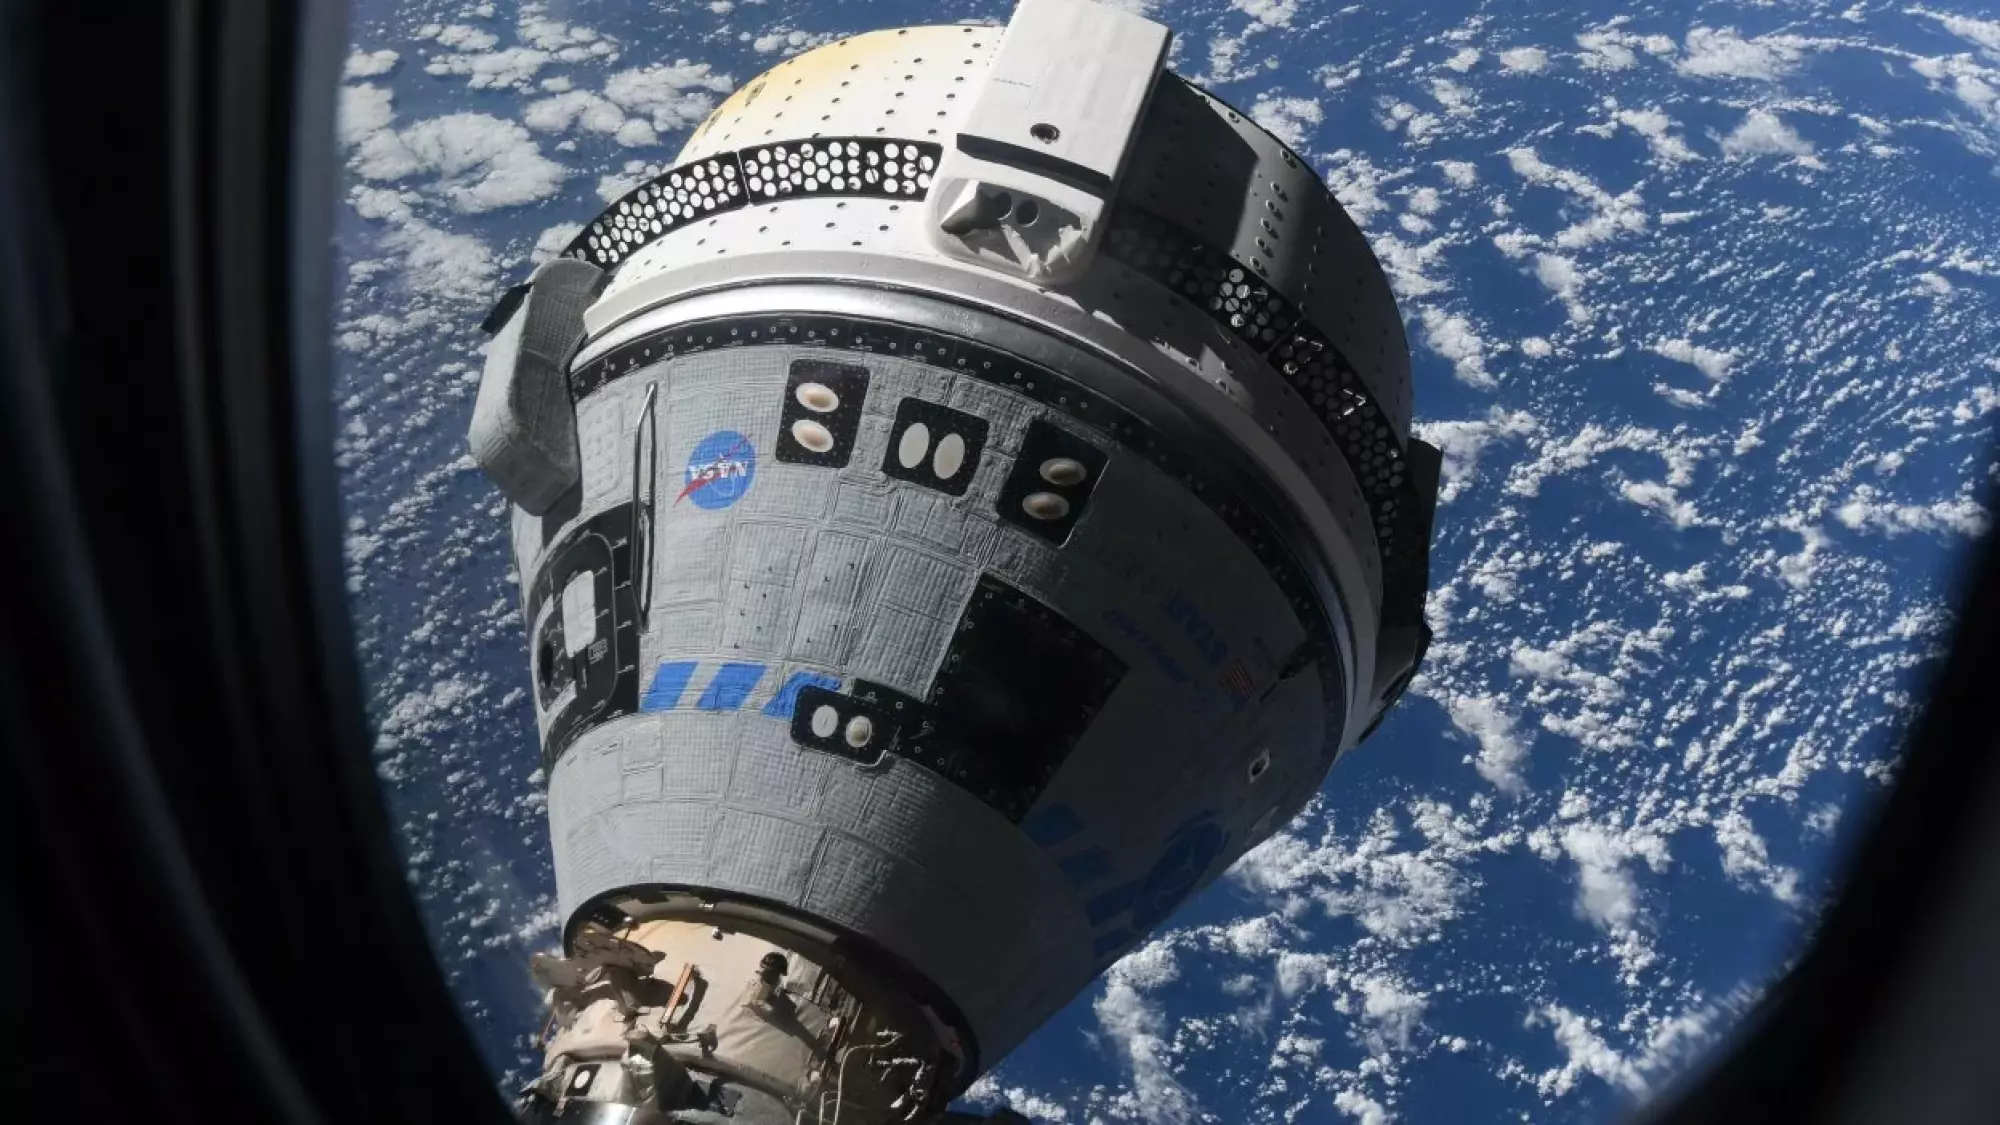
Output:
top-left (469, 0), bottom-right (1440, 1119)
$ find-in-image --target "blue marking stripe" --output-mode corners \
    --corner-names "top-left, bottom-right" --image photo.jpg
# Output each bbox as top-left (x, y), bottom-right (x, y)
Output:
top-left (761, 670), bottom-right (842, 720)
top-left (1020, 803), bottom-right (1085, 848)
top-left (641, 662), bottom-right (837, 715)
top-left (696, 662), bottom-right (766, 711)
top-left (641, 661), bottom-right (699, 711)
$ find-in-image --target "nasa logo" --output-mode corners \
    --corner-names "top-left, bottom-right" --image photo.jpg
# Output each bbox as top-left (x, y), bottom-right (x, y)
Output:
top-left (1128, 811), bottom-right (1230, 930)
top-left (680, 430), bottom-right (757, 510)
top-left (1077, 808), bottom-right (1234, 962)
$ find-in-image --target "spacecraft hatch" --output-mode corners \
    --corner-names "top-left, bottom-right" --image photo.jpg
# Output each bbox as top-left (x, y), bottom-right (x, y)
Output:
top-left (469, 0), bottom-right (1441, 1120)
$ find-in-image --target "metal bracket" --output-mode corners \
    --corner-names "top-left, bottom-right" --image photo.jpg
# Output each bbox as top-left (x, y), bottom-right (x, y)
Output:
top-left (468, 256), bottom-right (603, 514)
top-left (926, 0), bottom-right (1170, 285)
top-left (630, 383), bottom-right (658, 630)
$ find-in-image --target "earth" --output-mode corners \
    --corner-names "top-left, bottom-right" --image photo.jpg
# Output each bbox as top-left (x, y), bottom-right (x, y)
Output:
top-left (331, 1), bottom-right (2000, 1121)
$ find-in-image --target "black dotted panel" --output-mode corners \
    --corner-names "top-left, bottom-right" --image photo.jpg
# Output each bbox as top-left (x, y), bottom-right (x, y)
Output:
top-left (1102, 204), bottom-right (1302, 352)
top-left (994, 419), bottom-right (1107, 546)
top-left (570, 313), bottom-right (1352, 764)
top-left (775, 358), bottom-right (870, 468)
top-left (1270, 327), bottom-right (1406, 559)
top-left (790, 685), bottom-right (901, 765)
top-left (881, 397), bottom-right (989, 498)
top-left (1101, 202), bottom-right (1431, 628)
top-left (571, 157), bottom-right (747, 269)
top-left (904, 575), bottom-right (1129, 822)
top-left (740, 137), bottom-right (937, 201)
top-left (562, 139), bottom-right (944, 269)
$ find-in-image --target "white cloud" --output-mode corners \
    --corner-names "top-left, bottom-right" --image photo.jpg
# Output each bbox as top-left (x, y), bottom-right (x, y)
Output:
top-left (1557, 823), bottom-right (1667, 931)
top-left (1250, 93), bottom-right (1324, 149)
top-left (338, 84), bottom-right (397, 148)
top-left (343, 48), bottom-right (399, 79)
top-left (1908, 53), bottom-right (2000, 130)
top-left (1953, 382), bottom-right (2000, 423)
top-left (1378, 98), bottom-right (1446, 144)
top-left (1930, 12), bottom-right (2000, 58)
top-left (343, 107), bottom-right (568, 214)
top-left (1578, 25), bottom-right (1676, 71)
top-left (1095, 942), bottom-right (1198, 1125)
top-left (1444, 47), bottom-right (1480, 72)
top-left (532, 222), bottom-right (584, 265)
top-left (1335, 1089), bottom-right (1390, 1125)
top-left (1652, 338), bottom-right (1736, 382)
top-left (1218, 915), bottom-right (1281, 957)
top-left (1231, 0), bottom-right (1299, 29)
top-left (1535, 253), bottom-right (1589, 321)
top-left (1438, 159), bottom-right (1478, 187)
top-left (1676, 26), bottom-right (1809, 81)
top-left (596, 161), bottom-right (663, 202)
top-left (524, 90), bottom-right (626, 135)
top-left (1509, 645), bottom-right (1570, 681)
top-left (1834, 486), bottom-right (1990, 537)
top-left (1529, 994), bottom-right (1745, 1101)
top-left (1447, 694), bottom-right (1531, 793)
top-left (1274, 949), bottom-right (1332, 995)
top-left (382, 220), bottom-right (498, 303)
top-left (1576, 30), bottom-right (1637, 71)
top-left (1616, 107), bottom-right (1700, 162)
top-left (1112, 940), bottom-right (1181, 990)
top-left (348, 186), bottom-right (413, 224)
top-left (603, 61), bottom-right (735, 131)
top-left (612, 119), bottom-right (659, 148)
top-left (1420, 308), bottom-right (1494, 388)
top-left (522, 90), bottom-right (660, 147)
top-left (517, 3), bottom-right (614, 58)
top-left (1720, 109), bottom-right (1816, 160)
top-left (1503, 421), bottom-right (1693, 499)
top-left (752, 28), bottom-right (841, 55)
top-left (1430, 78), bottom-right (1474, 121)
top-left (1714, 810), bottom-right (1801, 904)
top-left (1413, 409), bottom-right (1539, 504)
top-left (1529, 1004), bottom-right (1646, 1097)
top-left (376, 674), bottom-right (487, 749)
top-left (962, 1078), bottom-right (1072, 1124)
top-left (432, 24), bottom-right (498, 52)
top-left (1620, 479), bottom-right (1705, 529)
top-left (1498, 46), bottom-right (1550, 73)
top-left (1322, 149), bottom-right (1395, 226)
top-left (1777, 522), bottom-right (1831, 589)
top-left (1231, 806), bottom-right (1478, 945)
top-left (424, 47), bottom-right (553, 90)
top-left (1372, 231), bottom-right (1449, 299)
top-left (1505, 147), bottom-right (1648, 249)
top-left (1352, 973), bottom-right (1428, 1050)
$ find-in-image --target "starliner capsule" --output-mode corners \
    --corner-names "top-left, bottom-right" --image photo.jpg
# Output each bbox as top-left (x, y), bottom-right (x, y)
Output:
top-left (470, 1), bottom-right (1440, 1120)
